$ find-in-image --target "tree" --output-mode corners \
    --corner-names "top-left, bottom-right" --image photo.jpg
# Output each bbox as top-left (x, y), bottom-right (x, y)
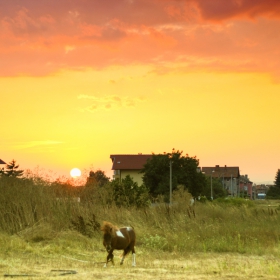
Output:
top-left (3, 160), bottom-right (24, 178)
top-left (204, 176), bottom-right (227, 199)
top-left (111, 175), bottom-right (150, 208)
top-left (267, 169), bottom-right (280, 199)
top-left (141, 149), bottom-right (207, 199)
top-left (274, 169), bottom-right (280, 189)
top-left (87, 170), bottom-right (110, 187)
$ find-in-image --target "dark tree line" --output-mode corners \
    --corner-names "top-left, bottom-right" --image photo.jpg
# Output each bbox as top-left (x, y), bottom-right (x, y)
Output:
top-left (87, 169), bottom-right (110, 186)
top-left (0, 159), bottom-right (24, 178)
top-left (0, 153), bottom-right (227, 206)
top-left (141, 149), bottom-right (224, 200)
top-left (266, 169), bottom-right (280, 199)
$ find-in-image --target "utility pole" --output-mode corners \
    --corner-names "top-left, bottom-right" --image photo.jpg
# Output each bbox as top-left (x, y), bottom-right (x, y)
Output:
top-left (211, 170), bottom-right (215, 200)
top-left (170, 159), bottom-right (172, 205)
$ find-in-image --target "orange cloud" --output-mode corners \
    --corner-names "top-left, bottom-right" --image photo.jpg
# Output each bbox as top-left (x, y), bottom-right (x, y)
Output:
top-left (0, 0), bottom-right (280, 78)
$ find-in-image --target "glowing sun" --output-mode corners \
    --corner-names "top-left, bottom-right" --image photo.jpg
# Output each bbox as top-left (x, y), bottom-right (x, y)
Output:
top-left (70, 168), bottom-right (81, 178)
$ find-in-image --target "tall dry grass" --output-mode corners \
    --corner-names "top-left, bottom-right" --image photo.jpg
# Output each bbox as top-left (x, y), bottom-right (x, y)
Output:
top-left (1, 176), bottom-right (280, 257)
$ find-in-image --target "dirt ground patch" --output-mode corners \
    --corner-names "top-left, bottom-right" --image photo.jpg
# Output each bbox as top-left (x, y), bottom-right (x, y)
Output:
top-left (1, 252), bottom-right (280, 279)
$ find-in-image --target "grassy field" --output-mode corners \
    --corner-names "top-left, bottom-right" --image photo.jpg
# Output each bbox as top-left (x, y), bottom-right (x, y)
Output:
top-left (1, 177), bottom-right (280, 279)
top-left (1, 232), bottom-right (280, 279)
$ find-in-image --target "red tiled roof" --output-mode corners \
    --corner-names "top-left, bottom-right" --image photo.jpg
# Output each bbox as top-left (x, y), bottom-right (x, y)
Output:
top-left (0, 159), bottom-right (6, 164)
top-left (202, 165), bottom-right (240, 178)
top-left (110, 154), bottom-right (153, 170)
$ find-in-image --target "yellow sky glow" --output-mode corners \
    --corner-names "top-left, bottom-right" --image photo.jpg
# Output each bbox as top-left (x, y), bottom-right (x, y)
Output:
top-left (1, 67), bottom-right (279, 183)
top-left (1, 1), bottom-right (280, 184)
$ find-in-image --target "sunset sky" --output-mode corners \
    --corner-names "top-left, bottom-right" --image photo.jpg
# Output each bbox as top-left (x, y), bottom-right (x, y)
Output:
top-left (1, 0), bottom-right (280, 184)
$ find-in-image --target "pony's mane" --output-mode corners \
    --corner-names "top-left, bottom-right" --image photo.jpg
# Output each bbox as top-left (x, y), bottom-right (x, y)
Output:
top-left (101, 221), bottom-right (119, 235)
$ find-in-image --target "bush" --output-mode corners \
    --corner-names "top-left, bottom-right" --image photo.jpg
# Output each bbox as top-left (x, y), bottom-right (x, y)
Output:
top-left (142, 234), bottom-right (168, 250)
top-left (266, 186), bottom-right (280, 199)
top-left (111, 175), bottom-right (150, 208)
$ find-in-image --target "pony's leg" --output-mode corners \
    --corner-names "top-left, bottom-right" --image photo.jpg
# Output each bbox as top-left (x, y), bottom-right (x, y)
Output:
top-left (132, 248), bottom-right (136, 267)
top-left (111, 253), bottom-right (115, 266)
top-left (104, 251), bottom-right (114, 267)
top-left (104, 254), bottom-right (109, 268)
top-left (132, 253), bottom-right (136, 267)
top-left (109, 252), bottom-right (115, 266)
top-left (120, 254), bottom-right (125, 265)
top-left (120, 248), bottom-right (130, 265)
top-left (120, 249), bottom-right (127, 265)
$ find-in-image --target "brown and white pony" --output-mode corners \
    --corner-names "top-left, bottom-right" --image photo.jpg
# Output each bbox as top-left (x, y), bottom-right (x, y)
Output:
top-left (101, 221), bottom-right (136, 267)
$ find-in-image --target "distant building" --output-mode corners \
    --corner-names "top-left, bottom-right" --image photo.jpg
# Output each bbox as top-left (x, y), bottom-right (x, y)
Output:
top-left (239, 174), bottom-right (253, 199)
top-left (201, 165), bottom-right (240, 196)
top-left (257, 193), bottom-right (266, 199)
top-left (0, 159), bottom-right (6, 174)
top-left (254, 184), bottom-right (270, 199)
top-left (110, 154), bottom-right (153, 185)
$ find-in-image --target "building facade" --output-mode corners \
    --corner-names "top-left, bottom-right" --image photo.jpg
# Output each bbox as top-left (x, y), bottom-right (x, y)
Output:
top-left (239, 174), bottom-right (253, 199)
top-left (110, 154), bottom-right (153, 185)
top-left (202, 165), bottom-right (240, 196)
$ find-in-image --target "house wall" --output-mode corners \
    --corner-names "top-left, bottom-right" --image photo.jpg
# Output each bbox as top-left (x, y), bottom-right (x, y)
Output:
top-left (114, 169), bottom-right (144, 185)
top-left (239, 182), bottom-right (253, 199)
top-left (224, 179), bottom-right (238, 196)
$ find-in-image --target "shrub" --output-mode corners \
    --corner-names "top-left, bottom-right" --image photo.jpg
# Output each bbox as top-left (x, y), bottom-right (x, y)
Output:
top-left (111, 175), bottom-right (150, 208)
top-left (214, 197), bottom-right (254, 207)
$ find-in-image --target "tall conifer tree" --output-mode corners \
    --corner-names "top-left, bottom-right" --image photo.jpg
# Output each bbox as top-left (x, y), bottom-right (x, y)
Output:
top-left (274, 169), bottom-right (280, 189)
top-left (4, 159), bottom-right (24, 177)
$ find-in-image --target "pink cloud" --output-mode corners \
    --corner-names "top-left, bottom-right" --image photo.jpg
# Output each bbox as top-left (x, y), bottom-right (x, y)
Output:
top-left (0, 0), bottom-right (280, 77)
top-left (193, 0), bottom-right (280, 21)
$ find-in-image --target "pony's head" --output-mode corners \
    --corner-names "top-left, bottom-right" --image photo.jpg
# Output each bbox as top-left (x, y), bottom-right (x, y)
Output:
top-left (101, 221), bottom-right (118, 252)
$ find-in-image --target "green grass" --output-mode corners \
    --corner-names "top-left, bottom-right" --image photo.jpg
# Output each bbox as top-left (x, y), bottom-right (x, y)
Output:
top-left (1, 176), bottom-right (280, 258)
top-left (1, 176), bottom-right (280, 279)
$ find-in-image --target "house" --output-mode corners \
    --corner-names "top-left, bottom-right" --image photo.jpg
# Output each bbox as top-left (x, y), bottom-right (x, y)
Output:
top-left (201, 165), bottom-right (240, 196)
top-left (110, 154), bottom-right (153, 185)
top-left (254, 184), bottom-right (270, 199)
top-left (239, 174), bottom-right (253, 199)
top-left (0, 159), bottom-right (6, 174)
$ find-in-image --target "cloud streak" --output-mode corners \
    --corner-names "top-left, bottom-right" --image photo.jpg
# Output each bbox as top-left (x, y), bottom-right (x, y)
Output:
top-left (78, 94), bottom-right (145, 111)
top-left (12, 140), bottom-right (64, 150)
